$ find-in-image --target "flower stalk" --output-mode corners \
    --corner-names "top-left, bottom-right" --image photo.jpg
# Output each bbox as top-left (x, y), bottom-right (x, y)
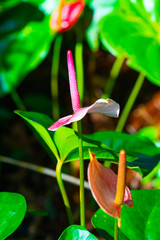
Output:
top-left (114, 150), bottom-right (127, 239)
top-left (56, 160), bottom-right (74, 225)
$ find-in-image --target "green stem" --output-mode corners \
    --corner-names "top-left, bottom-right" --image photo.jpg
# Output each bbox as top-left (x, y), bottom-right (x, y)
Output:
top-left (102, 56), bottom-right (125, 99)
top-left (116, 72), bottom-right (145, 132)
top-left (114, 218), bottom-right (119, 240)
top-left (72, 33), bottom-right (84, 132)
top-left (51, 34), bottom-right (63, 121)
top-left (10, 88), bottom-right (26, 110)
top-left (56, 160), bottom-right (74, 225)
top-left (1, 156), bottom-right (90, 189)
top-left (77, 120), bottom-right (85, 227)
top-left (75, 41), bottom-right (84, 104)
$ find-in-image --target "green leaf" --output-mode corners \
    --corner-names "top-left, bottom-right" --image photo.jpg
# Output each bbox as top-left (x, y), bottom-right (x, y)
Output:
top-left (145, 201), bottom-right (160, 240)
top-left (0, 0), bottom-right (21, 11)
top-left (87, 0), bottom-right (118, 51)
top-left (138, 126), bottom-right (159, 142)
top-left (99, 1), bottom-right (160, 86)
top-left (53, 127), bottom-right (136, 164)
top-left (0, 2), bottom-right (55, 97)
top-left (85, 131), bottom-right (160, 176)
top-left (0, 192), bottom-right (27, 240)
top-left (58, 225), bottom-right (98, 240)
top-left (92, 189), bottom-right (160, 240)
top-left (14, 110), bottom-right (59, 161)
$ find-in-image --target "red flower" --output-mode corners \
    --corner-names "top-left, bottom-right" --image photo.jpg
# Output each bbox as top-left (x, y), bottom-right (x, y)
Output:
top-left (88, 151), bottom-right (133, 225)
top-left (50, 0), bottom-right (85, 32)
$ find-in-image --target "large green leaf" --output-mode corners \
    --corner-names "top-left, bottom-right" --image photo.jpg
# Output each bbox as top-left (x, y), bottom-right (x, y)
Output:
top-left (92, 189), bottom-right (160, 240)
top-left (0, 2), bottom-right (55, 97)
top-left (14, 110), bottom-right (59, 161)
top-left (85, 131), bottom-right (160, 176)
top-left (145, 201), bottom-right (160, 240)
top-left (58, 225), bottom-right (98, 240)
top-left (99, 0), bottom-right (160, 86)
top-left (0, 192), bottom-right (27, 240)
top-left (86, 0), bottom-right (118, 51)
top-left (53, 126), bottom-right (136, 164)
top-left (15, 111), bottom-right (137, 165)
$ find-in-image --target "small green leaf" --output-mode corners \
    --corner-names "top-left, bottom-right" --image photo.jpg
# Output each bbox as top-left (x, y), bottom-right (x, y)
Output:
top-left (0, 192), bottom-right (27, 240)
top-left (138, 126), bottom-right (159, 142)
top-left (15, 110), bottom-right (59, 161)
top-left (58, 225), bottom-right (98, 240)
top-left (92, 189), bottom-right (160, 240)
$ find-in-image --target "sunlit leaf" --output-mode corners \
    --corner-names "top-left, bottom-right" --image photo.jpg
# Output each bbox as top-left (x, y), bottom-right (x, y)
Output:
top-left (0, 192), bottom-right (27, 240)
top-left (14, 110), bottom-right (59, 161)
top-left (92, 189), bottom-right (160, 240)
top-left (99, 1), bottom-right (160, 85)
top-left (86, 0), bottom-right (118, 51)
top-left (58, 225), bottom-right (98, 240)
top-left (85, 131), bottom-right (160, 176)
top-left (0, 2), bottom-right (55, 97)
top-left (53, 126), bottom-right (136, 164)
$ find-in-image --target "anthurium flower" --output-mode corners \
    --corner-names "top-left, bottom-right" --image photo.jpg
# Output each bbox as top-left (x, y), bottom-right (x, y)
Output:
top-left (88, 150), bottom-right (133, 224)
top-left (50, 0), bottom-right (85, 32)
top-left (48, 50), bottom-right (120, 131)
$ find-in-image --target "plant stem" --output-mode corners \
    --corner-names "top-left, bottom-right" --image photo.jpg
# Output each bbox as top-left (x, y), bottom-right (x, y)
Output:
top-left (102, 56), bottom-right (125, 99)
top-left (116, 72), bottom-right (145, 132)
top-left (75, 40), bottom-right (84, 104)
top-left (10, 88), bottom-right (26, 110)
top-left (51, 34), bottom-right (63, 121)
top-left (114, 218), bottom-right (119, 240)
top-left (56, 160), bottom-right (74, 225)
top-left (77, 120), bottom-right (85, 227)
top-left (0, 156), bottom-right (90, 189)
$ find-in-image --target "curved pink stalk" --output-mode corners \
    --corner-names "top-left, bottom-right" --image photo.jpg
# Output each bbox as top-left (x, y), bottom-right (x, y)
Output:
top-left (48, 50), bottom-right (120, 132)
top-left (67, 50), bottom-right (81, 112)
top-left (88, 151), bottom-right (133, 219)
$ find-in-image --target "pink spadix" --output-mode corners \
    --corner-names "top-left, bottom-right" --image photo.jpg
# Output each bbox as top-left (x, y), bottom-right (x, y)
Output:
top-left (48, 50), bottom-right (120, 131)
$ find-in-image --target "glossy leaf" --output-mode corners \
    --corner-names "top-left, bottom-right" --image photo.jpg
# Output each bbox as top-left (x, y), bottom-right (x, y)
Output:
top-left (0, 2), bottom-right (55, 97)
top-left (145, 201), bottom-right (160, 240)
top-left (58, 225), bottom-right (98, 240)
top-left (138, 126), bottom-right (159, 142)
top-left (99, 1), bottom-right (160, 85)
top-left (92, 189), bottom-right (160, 240)
top-left (15, 111), bottom-right (137, 165)
top-left (85, 131), bottom-right (160, 175)
top-left (53, 126), bottom-right (136, 164)
top-left (0, 192), bottom-right (27, 240)
top-left (14, 110), bottom-right (59, 161)
top-left (87, 0), bottom-right (118, 51)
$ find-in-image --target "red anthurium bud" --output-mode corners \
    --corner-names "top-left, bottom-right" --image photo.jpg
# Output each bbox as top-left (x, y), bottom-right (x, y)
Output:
top-left (50, 0), bottom-right (85, 32)
top-left (88, 151), bottom-right (133, 224)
